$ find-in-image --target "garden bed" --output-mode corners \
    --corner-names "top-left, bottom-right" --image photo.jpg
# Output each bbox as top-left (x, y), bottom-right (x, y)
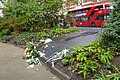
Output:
top-left (54, 57), bottom-right (120, 80)
top-left (54, 43), bottom-right (120, 80)
top-left (0, 27), bottom-right (79, 49)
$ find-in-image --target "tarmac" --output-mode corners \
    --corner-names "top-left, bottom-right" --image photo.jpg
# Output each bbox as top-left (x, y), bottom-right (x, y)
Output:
top-left (0, 43), bottom-right (60, 80)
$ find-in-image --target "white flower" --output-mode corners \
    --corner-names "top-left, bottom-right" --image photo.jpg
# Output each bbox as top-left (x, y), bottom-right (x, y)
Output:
top-left (0, 1), bottom-right (4, 8)
top-left (35, 58), bottom-right (39, 61)
top-left (34, 46), bottom-right (36, 49)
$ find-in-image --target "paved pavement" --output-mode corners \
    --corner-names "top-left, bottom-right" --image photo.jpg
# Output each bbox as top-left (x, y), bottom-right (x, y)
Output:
top-left (0, 43), bottom-right (59, 80)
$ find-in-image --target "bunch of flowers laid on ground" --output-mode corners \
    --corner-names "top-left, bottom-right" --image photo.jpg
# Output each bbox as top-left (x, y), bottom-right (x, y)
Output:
top-left (46, 48), bottom-right (69, 67)
top-left (23, 42), bottom-right (40, 68)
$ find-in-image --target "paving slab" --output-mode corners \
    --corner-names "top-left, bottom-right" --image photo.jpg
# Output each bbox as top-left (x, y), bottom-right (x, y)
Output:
top-left (0, 43), bottom-right (60, 80)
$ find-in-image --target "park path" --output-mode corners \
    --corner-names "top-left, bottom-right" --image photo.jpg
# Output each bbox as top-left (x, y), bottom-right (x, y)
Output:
top-left (0, 43), bottom-right (59, 80)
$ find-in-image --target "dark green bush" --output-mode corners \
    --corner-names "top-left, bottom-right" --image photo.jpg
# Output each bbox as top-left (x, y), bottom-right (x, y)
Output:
top-left (100, 0), bottom-right (120, 52)
top-left (1, 0), bottom-right (63, 32)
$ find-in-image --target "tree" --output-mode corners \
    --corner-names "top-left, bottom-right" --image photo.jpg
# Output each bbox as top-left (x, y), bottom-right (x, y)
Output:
top-left (0, 0), bottom-right (64, 31)
top-left (100, 0), bottom-right (120, 51)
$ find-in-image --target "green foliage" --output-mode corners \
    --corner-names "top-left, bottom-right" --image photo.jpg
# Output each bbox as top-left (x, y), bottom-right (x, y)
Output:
top-left (77, 60), bottom-right (99, 78)
top-left (61, 59), bottom-right (69, 66)
top-left (93, 70), bottom-right (120, 80)
top-left (92, 70), bottom-right (108, 80)
top-left (100, 0), bottom-right (120, 52)
top-left (61, 40), bottom-right (117, 79)
top-left (0, 27), bottom-right (78, 46)
top-left (70, 45), bottom-right (84, 52)
top-left (106, 72), bottom-right (120, 80)
top-left (76, 53), bottom-right (87, 61)
top-left (0, 28), bottom-right (11, 36)
top-left (15, 32), bottom-right (39, 44)
top-left (98, 51), bottom-right (114, 64)
top-left (1, 0), bottom-right (63, 32)
top-left (61, 53), bottom-right (75, 66)
top-left (65, 54), bottom-right (73, 59)
top-left (0, 16), bottom-right (26, 31)
top-left (24, 43), bottom-right (39, 59)
top-left (0, 35), bottom-right (11, 41)
top-left (38, 27), bottom-right (78, 38)
top-left (27, 43), bottom-right (34, 52)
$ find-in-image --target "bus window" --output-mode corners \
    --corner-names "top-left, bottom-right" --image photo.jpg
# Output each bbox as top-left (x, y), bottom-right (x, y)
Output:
top-left (67, 3), bottom-right (110, 27)
top-left (95, 6), bottom-right (103, 10)
top-left (82, 10), bottom-right (88, 12)
top-left (96, 14), bottom-right (109, 20)
top-left (105, 5), bottom-right (110, 9)
top-left (96, 14), bottom-right (104, 20)
top-left (95, 5), bottom-right (107, 10)
top-left (105, 14), bottom-right (110, 20)
top-left (78, 17), bottom-right (88, 21)
top-left (75, 17), bottom-right (79, 21)
top-left (81, 8), bottom-right (89, 13)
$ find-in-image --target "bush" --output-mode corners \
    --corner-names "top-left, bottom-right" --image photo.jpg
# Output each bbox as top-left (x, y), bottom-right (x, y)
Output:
top-left (1, 0), bottom-right (63, 32)
top-left (0, 35), bottom-right (11, 41)
top-left (100, 0), bottom-right (120, 52)
top-left (0, 28), bottom-right (11, 36)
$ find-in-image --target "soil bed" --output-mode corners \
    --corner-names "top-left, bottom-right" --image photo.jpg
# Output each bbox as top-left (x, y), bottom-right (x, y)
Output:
top-left (54, 56), bottom-right (120, 80)
top-left (55, 60), bottom-right (92, 80)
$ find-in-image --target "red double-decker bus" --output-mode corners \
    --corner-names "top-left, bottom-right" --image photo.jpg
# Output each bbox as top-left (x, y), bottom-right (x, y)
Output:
top-left (67, 3), bottom-right (111, 27)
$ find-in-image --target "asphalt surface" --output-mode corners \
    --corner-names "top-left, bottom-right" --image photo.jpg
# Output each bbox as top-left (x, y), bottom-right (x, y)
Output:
top-left (0, 43), bottom-right (59, 80)
top-left (37, 31), bottom-right (98, 58)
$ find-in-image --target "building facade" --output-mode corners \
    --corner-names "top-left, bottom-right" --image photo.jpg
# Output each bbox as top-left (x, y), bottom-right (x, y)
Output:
top-left (81, 0), bottom-right (111, 6)
top-left (66, 0), bottom-right (111, 8)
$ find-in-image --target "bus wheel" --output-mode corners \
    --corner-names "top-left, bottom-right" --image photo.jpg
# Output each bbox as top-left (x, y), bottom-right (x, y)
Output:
top-left (91, 23), bottom-right (96, 27)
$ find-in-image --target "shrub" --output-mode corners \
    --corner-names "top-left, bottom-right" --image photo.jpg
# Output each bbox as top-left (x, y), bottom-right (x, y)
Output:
top-left (0, 35), bottom-right (11, 41)
top-left (61, 41), bottom-right (117, 79)
top-left (1, 0), bottom-right (63, 32)
top-left (100, 0), bottom-right (120, 52)
top-left (0, 28), bottom-right (11, 36)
